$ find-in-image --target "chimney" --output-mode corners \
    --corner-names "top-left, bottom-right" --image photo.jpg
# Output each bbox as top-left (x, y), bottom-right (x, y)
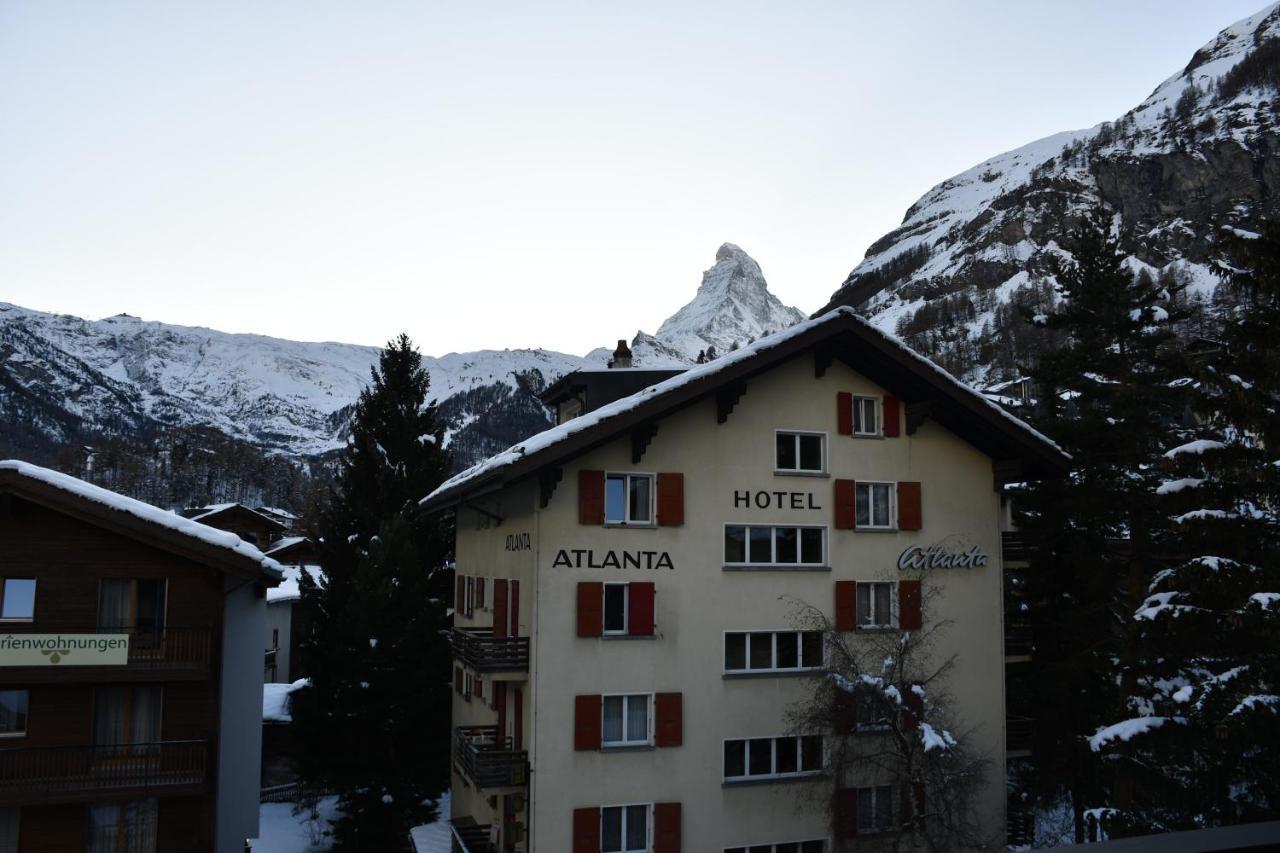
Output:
top-left (608, 339), bottom-right (633, 369)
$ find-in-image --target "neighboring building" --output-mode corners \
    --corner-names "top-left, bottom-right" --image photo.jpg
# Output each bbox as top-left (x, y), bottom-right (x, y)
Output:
top-left (541, 340), bottom-right (684, 425)
top-left (262, 538), bottom-right (321, 685)
top-left (0, 461), bottom-right (282, 853)
top-left (422, 307), bottom-right (1069, 853)
top-left (180, 503), bottom-right (287, 551)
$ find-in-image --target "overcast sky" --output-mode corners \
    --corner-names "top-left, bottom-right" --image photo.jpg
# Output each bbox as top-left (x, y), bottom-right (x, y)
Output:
top-left (0, 1), bottom-right (1264, 355)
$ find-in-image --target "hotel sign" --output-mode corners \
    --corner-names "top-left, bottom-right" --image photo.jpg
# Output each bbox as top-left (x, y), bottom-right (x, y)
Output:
top-left (897, 542), bottom-right (990, 570)
top-left (0, 633), bottom-right (130, 666)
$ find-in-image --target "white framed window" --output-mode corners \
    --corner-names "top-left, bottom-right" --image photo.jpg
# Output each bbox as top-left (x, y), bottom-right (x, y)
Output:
top-left (724, 525), bottom-right (825, 566)
top-left (856, 786), bottom-right (894, 834)
top-left (775, 431), bottom-right (826, 474)
top-left (0, 579), bottom-right (36, 622)
top-left (851, 687), bottom-right (892, 731)
top-left (605, 473), bottom-right (654, 526)
top-left (0, 691), bottom-right (28, 738)
top-left (723, 735), bottom-right (823, 781)
top-left (601, 803), bottom-right (649, 853)
top-left (464, 577), bottom-right (475, 617)
top-left (724, 631), bottom-right (823, 674)
top-left (603, 583), bottom-right (629, 634)
top-left (856, 582), bottom-right (894, 629)
top-left (852, 396), bottom-right (879, 436)
top-left (854, 482), bottom-right (894, 529)
top-left (726, 842), bottom-right (825, 853)
top-left (602, 694), bottom-right (652, 747)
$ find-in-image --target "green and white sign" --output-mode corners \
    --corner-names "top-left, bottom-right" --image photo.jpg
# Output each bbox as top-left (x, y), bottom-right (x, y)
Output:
top-left (0, 633), bottom-right (130, 666)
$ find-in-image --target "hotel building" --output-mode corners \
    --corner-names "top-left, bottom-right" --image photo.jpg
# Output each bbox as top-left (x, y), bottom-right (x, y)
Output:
top-left (422, 308), bottom-right (1068, 853)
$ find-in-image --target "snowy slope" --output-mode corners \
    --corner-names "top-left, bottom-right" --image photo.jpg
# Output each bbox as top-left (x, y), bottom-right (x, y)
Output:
top-left (822, 2), bottom-right (1280, 384)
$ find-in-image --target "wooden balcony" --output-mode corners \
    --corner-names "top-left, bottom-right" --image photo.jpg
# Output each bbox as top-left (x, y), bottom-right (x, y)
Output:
top-left (1005, 621), bottom-right (1033, 658)
top-left (1002, 532), bottom-right (1031, 564)
top-left (450, 628), bottom-right (529, 674)
top-left (0, 740), bottom-right (209, 804)
top-left (0, 626), bottom-right (215, 683)
top-left (1006, 716), bottom-right (1034, 756)
top-left (454, 726), bottom-right (527, 790)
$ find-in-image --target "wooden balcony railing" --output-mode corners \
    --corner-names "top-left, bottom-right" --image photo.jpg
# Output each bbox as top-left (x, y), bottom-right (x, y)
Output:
top-left (1005, 622), bottom-right (1033, 657)
top-left (1002, 532), bottom-right (1031, 563)
top-left (450, 629), bottom-right (529, 673)
top-left (454, 726), bottom-right (527, 789)
top-left (1007, 716), bottom-right (1035, 754)
top-left (0, 740), bottom-right (209, 803)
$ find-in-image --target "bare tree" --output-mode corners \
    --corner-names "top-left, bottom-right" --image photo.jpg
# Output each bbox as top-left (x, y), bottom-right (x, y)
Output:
top-left (785, 585), bottom-right (997, 852)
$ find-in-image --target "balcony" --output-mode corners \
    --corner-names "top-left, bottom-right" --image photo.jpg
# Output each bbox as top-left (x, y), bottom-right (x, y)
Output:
top-left (1007, 716), bottom-right (1034, 756)
top-left (454, 726), bottom-right (527, 789)
top-left (0, 740), bottom-right (209, 805)
top-left (450, 628), bottom-right (529, 674)
top-left (1005, 621), bottom-right (1033, 658)
top-left (450, 816), bottom-right (496, 853)
top-left (1002, 532), bottom-right (1031, 564)
top-left (0, 627), bottom-right (215, 684)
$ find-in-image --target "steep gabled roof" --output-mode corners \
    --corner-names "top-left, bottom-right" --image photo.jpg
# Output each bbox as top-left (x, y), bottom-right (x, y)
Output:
top-left (0, 460), bottom-right (283, 583)
top-left (184, 502), bottom-right (287, 532)
top-left (420, 307), bottom-right (1069, 513)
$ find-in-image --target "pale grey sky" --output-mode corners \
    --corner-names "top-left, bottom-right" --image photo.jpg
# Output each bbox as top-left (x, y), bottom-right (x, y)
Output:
top-left (0, 1), bottom-right (1265, 355)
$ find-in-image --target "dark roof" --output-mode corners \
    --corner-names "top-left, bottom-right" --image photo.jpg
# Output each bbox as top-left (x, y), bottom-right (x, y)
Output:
top-left (182, 502), bottom-right (287, 532)
top-left (0, 461), bottom-right (282, 583)
top-left (540, 368), bottom-right (686, 410)
top-left (421, 308), bottom-right (1069, 513)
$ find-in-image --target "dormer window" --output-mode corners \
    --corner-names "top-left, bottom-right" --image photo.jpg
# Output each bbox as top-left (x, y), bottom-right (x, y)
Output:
top-left (604, 473), bottom-right (653, 526)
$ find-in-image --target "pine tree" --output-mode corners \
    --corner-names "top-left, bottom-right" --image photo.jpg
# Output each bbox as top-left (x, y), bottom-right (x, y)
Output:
top-left (1012, 208), bottom-right (1193, 840)
top-left (1089, 225), bottom-right (1280, 833)
top-left (292, 334), bottom-right (454, 851)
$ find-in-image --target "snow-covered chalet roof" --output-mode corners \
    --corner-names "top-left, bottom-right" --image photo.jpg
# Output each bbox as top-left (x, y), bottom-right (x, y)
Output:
top-left (421, 307), bottom-right (1069, 512)
top-left (0, 460), bottom-right (283, 583)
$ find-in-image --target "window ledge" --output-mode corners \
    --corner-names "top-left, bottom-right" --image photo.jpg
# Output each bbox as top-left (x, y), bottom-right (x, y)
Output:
top-left (0, 618), bottom-right (34, 624)
top-left (602, 523), bottom-right (657, 530)
top-left (772, 470), bottom-right (830, 478)
top-left (723, 670), bottom-right (822, 680)
top-left (600, 634), bottom-right (658, 641)
top-left (852, 527), bottom-right (899, 534)
top-left (855, 626), bottom-right (899, 633)
top-left (722, 772), bottom-right (825, 788)
top-left (722, 565), bottom-right (831, 573)
top-left (600, 744), bottom-right (656, 753)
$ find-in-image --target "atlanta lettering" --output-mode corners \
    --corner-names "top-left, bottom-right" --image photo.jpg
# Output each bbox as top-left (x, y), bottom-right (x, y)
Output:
top-left (552, 549), bottom-right (675, 570)
top-left (505, 533), bottom-right (531, 552)
top-left (897, 544), bottom-right (989, 570)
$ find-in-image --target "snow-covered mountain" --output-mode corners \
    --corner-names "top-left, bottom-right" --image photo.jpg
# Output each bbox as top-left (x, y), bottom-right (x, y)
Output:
top-left (0, 243), bottom-right (801, 473)
top-left (590, 242), bottom-right (806, 367)
top-left (821, 2), bottom-right (1280, 384)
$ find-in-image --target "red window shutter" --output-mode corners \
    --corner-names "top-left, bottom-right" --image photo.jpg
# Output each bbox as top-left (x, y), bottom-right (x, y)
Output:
top-left (579, 469), bottom-right (605, 525)
top-left (899, 579), bottom-right (922, 630)
top-left (656, 472), bottom-right (684, 526)
top-left (837, 392), bottom-right (853, 435)
top-left (514, 688), bottom-right (524, 751)
top-left (897, 481), bottom-right (922, 531)
top-left (838, 787), bottom-right (859, 839)
top-left (495, 682), bottom-right (507, 733)
top-left (653, 802), bottom-right (682, 853)
top-left (628, 582), bottom-right (655, 636)
top-left (903, 687), bottom-right (924, 731)
top-left (477, 577), bottom-right (486, 608)
top-left (510, 579), bottom-right (520, 638)
top-left (655, 692), bottom-right (682, 747)
top-left (834, 479), bottom-right (856, 530)
top-left (883, 395), bottom-right (901, 437)
top-left (572, 807), bottom-right (600, 853)
top-left (574, 694), bottom-right (602, 751)
top-left (493, 579), bottom-right (509, 639)
top-left (465, 576), bottom-right (474, 615)
top-left (577, 582), bottom-right (603, 637)
top-left (834, 581), bottom-right (856, 632)
top-left (455, 575), bottom-right (465, 614)
top-left (454, 666), bottom-right (463, 695)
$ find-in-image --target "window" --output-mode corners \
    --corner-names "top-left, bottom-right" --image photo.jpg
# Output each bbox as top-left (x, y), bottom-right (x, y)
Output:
top-left (603, 584), bottom-right (628, 634)
top-left (724, 631), bottom-right (822, 674)
top-left (852, 396), bottom-right (879, 436)
top-left (601, 804), bottom-right (648, 853)
top-left (724, 526), bottom-right (824, 566)
top-left (88, 799), bottom-right (158, 853)
top-left (602, 694), bottom-right (651, 747)
top-left (854, 482), bottom-right (894, 529)
top-left (850, 687), bottom-right (891, 731)
top-left (271, 629), bottom-right (279, 650)
top-left (0, 691), bottom-right (27, 738)
top-left (726, 842), bottom-right (825, 853)
top-left (0, 579), bottom-right (35, 621)
top-left (0, 807), bottom-right (16, 853)
top-left (97, 580), bottom-right (166, 632)
top-left (93, 686), bottom-right (161, 751)
top-left (775, 432), bottom-right (825, 474)
top-left (605, 473), bottom-right (653, 525)
top-left (464, 577), bottom-right (475, 617)
top-left (856, 582), bottom-right (894, 629)
top-left (856, 786), bottom-right (894, 834)
top-left (723, 735), bottom-right (822, 781)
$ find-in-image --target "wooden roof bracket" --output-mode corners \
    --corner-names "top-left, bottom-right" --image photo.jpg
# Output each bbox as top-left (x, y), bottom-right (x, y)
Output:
top-left (906, 400), bottom-right (933, 435)
top-left (539, 467), bottom-right (563, 509)
top-left (716, 382), bottom-right (748, 424)
top-left (631, 423), bottom-right (659, 464)
top-left (813, 345), bottom-right (835, 378)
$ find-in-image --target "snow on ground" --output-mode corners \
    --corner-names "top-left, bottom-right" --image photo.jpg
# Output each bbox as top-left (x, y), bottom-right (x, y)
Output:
top-left (263, 679), bottom-right (310, 723)
top-left (409, 791), bottom-right (452, 853)
top-left (253, 796), bottom-right (340, 853)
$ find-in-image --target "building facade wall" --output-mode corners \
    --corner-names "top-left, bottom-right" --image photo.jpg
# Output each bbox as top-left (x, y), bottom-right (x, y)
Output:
top-left (452, 354), bottom-right (1008, 851)
top-left (265, 601), bottom-right (292, 683)
top-left (216, 576), bottom-right (266, 852)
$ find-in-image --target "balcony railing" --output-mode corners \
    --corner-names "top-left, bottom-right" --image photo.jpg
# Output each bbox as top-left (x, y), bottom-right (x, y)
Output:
top-left (0, 740), bottom-right (209, 803)
top-left (0, 626), bottom-right (214, 681)
top-left (1007, 716), bottom-right (1034, 754)
top-left (1002, 532), bottom-right (1031, 563)
top-left (450, 629), bottom-right (529, 673)
top-left (1005, 622), bottom-right (1033, 657)
top-left (454, 726), bottom-right (527, 789)
top-left (450, 816), bottom-right (496, 853)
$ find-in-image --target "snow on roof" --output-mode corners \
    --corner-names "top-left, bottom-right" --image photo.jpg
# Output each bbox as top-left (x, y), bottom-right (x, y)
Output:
top-left (0, 460), bottom-right (284, 579)
top-left (256, 506), bottom-right (298, 519)
top-left (267, 564), bottom-right (325, 604)
top-left (266, 536), bottom-right (309, 555)
top-left (190, 502), bottom-right (284, 527)
top-left (262, 678), bottom-right (310, 722)
top-left (422, 307), bottom-right (1067, 506)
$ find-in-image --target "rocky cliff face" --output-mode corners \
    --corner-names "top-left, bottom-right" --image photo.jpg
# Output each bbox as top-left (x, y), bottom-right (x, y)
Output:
top-left (821, 2), bottom-right (1280, 385)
